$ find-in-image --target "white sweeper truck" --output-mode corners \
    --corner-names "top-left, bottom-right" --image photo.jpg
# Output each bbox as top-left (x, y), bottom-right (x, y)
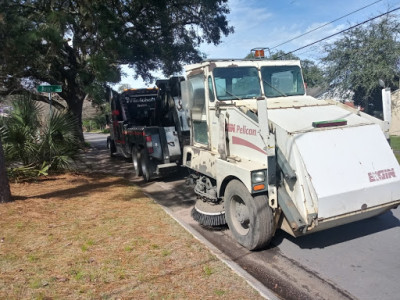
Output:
top-left (168, 49), bottom-right (400, 250)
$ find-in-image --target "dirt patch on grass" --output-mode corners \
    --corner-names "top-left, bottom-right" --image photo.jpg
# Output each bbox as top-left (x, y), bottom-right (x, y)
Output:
top-left (1, 173), bottom-right (263, 299)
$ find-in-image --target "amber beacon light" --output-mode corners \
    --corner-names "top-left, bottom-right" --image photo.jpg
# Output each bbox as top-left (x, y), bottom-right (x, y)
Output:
top-left (251, 47), bottom-right (269, 59)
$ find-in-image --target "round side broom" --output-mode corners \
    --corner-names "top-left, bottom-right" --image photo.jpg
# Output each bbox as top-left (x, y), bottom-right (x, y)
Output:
top-left (191, 199), bottom-right (226, 227)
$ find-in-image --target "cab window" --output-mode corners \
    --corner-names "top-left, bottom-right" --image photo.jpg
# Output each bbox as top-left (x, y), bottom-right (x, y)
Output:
top-left (213, 67), bottom-right (261, 100)
top-left (208, 76), bottom-right (215, 102)
top-left (261, 66), bottom-right (305, 97)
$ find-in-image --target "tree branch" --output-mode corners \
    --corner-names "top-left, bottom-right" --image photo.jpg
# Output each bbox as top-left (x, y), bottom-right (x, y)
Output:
top-left (0, 88), bottom-right (65, 110)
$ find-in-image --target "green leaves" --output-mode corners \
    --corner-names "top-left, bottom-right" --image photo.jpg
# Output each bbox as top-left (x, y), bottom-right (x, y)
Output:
top-left (323, 16), bottom-right (400, 112)
top-left (0, 96), bottom-right (42, 165)
top-left (301, 59), bottom-right (325, 88)
top-left (1, 1), bottom-right (233, 142)
top-left (39, 110), bottom-right (81, 170)
top-left (1, 96), bottom-right (81, 178)
top-left (1, 0), bottom-right (232, 87)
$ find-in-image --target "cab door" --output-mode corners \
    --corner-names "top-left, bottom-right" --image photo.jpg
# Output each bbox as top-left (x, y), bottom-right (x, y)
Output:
top-left (184, 72), bottom-right (209, 149)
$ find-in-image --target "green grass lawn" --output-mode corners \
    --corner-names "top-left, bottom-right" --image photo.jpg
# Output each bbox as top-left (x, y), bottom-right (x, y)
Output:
top-left (391, 136), bottom-right (400, 163)
top-left (391, 136), bottom-right (400, 150)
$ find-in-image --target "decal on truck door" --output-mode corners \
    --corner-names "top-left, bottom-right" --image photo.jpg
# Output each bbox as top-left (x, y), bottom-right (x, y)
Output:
top-left (227, 124), bottom-right (257, 136)
top-left (232, 136), bottom-right (266, 155)
top-left (228, 122), bottom-right (265, 154)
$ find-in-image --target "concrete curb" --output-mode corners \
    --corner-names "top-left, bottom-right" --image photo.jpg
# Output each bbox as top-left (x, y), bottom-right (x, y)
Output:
top-left (143, 192), bottom-right (280, 300)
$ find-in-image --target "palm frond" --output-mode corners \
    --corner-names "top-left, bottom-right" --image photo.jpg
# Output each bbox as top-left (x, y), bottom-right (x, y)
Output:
top-left (1, 96), bottom-right (82, 176)
top-left (39, 111), bottom-right (81, 170)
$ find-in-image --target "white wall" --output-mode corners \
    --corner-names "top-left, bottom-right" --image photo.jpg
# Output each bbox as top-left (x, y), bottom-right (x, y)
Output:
top-left (390, 90), bottom-right (400, 136)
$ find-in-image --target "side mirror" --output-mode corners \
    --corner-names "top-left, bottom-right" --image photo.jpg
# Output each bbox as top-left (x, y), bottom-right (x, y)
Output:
top-left (105, 114), bottom-right (110, 125)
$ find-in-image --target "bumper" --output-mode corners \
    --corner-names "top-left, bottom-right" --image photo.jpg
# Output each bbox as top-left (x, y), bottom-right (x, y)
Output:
top-left (281, 200), bottom-right (400, 237)
top-left (155, 163), bottom-right (179, 176)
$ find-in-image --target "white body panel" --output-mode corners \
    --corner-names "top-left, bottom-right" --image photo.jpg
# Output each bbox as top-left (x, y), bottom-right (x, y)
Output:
top-left (294, 124), bottom-right (400, 219)
top-left (225, 108), bottom-right (268, 163)
top-left (269, 102), bottom-right (372, 133)
top-left (173, 96), bottom-right (191, 132)
top-left (164, 126), bottom-right (181, 157)
top-left (270, 103), bottom-right (400, 224)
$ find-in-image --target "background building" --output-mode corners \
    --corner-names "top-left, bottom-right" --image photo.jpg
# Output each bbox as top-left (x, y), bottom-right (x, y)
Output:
top-left (391, 89), bottom-right (400, 136)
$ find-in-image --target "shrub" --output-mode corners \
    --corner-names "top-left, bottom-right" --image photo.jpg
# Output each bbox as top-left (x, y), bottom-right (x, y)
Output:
top-left (0, 95), bottom-right (81, 178)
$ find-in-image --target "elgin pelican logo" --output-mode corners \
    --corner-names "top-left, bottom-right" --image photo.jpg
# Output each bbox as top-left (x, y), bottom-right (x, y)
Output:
top-left (368, 168), bottom-right (396, 182)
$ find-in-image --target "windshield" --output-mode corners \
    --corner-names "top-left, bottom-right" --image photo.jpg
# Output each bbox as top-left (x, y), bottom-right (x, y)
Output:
top-left (261, 66), bottom-right (305, 97)
top-left (123, 93), bottom-right (157, 125)
top-left (213, 67), bottom-right (261, 100)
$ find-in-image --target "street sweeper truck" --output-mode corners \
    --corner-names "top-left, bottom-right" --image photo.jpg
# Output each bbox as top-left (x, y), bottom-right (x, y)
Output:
top-left (176, 50), bottom-right (400, 250)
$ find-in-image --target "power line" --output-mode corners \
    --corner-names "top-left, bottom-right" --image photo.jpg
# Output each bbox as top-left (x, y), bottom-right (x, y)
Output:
top-left (279, 6), bottom-right (400, 59)
top-left (270, 0), bottom-right (383, 50)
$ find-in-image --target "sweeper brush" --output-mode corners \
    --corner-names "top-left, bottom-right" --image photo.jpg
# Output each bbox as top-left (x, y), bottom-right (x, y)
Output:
top-left (191, 199), bottom-right (226, 227)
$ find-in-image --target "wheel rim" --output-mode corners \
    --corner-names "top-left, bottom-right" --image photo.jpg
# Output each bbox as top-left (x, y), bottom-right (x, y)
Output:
top-left (132, 152), bottom-right (138, 170)
top-left (141, 160), bottom-right (148, 178)
top-left (229, 195), bottom-right (250, 235)
top-left (141, 150), bottom-right (150, 181)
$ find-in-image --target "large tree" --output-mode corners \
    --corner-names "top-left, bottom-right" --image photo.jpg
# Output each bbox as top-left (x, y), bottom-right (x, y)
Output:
top-left (0, 0), bottom-right (233, 141)
top-left (322, 16), bottom-right (400, 113)
top-left (0, 137), bottom-right (11, 203)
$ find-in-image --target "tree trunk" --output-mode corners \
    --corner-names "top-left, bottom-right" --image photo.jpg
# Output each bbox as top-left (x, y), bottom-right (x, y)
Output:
top-left (0, 138), bottom-right (11, 203)
top-left (67, 96), bottom-right (85, 143)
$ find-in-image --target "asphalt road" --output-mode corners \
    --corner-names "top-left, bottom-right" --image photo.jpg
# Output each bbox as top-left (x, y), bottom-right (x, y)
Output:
top-left (83, 132), bottom-right (400, 300)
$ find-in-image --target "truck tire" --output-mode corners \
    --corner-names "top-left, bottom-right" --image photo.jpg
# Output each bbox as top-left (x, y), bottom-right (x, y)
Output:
top-left (225, 180), bottom-right (274, 250)
top-left (131, 147), bottom-right (142, 177)
top-left (108, 138), bottom-right (116, 157)
top-left (140, 149), bottom-right (154, 182)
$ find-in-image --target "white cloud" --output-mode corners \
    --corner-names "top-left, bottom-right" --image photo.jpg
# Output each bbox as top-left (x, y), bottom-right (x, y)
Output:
top-left (114, 65), bottom-right (163, 89)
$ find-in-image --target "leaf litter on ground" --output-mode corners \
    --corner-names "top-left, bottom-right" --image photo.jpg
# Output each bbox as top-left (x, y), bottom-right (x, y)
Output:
top-left (0, 173), bottom-right (263, 299)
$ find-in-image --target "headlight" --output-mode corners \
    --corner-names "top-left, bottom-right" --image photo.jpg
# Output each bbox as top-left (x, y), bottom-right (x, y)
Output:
top-left (252, 171), bottom-right (266, 183)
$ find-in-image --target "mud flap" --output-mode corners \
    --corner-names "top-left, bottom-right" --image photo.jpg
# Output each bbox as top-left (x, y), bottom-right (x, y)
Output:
top-left (278, 188), bottom-right (307, 233)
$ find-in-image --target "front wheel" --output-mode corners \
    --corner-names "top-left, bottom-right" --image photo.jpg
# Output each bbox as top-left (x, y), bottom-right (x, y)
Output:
top-left (225, 180), bottom-right (274, 250)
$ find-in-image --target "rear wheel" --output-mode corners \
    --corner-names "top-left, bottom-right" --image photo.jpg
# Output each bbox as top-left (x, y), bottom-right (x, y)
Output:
top-left (108, 138), bottom-right (116, 157)
top-left (131, 147), bottom-right (142, 177)
top-left (140, 149), bottom-right (155, 182)
top-left (225, 179), bottom-right (274, 250)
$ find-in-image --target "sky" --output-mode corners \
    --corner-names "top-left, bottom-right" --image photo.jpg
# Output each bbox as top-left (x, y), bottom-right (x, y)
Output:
top-left (117, 0), bottom-right (400, 88)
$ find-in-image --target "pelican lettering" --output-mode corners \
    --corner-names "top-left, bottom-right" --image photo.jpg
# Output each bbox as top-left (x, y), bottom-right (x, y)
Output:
top-left (227, 123), bottom-right (257, 136)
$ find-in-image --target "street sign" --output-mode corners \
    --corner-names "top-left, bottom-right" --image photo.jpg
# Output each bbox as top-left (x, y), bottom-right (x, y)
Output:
top-left (37, 85), bottom-right (62, 118)
top-left (37, 85), bottom-right (62, 93)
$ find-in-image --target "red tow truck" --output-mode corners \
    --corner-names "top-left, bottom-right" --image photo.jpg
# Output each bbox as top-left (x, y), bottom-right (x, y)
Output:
top-left (107, 77), bottom-right (190, 181)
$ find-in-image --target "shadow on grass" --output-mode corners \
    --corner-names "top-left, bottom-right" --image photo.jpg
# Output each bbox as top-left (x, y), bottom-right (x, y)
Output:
top-left (10, 173), bottom-right (144, 202)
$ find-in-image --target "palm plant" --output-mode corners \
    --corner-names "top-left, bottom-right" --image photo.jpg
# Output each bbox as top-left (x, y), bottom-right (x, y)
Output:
top-left (0, 95), bottom-right (82, 178)
top-left (39, 111), bottom-right (81, 170)
top-left (0, 96), bottom-right (41, 166)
